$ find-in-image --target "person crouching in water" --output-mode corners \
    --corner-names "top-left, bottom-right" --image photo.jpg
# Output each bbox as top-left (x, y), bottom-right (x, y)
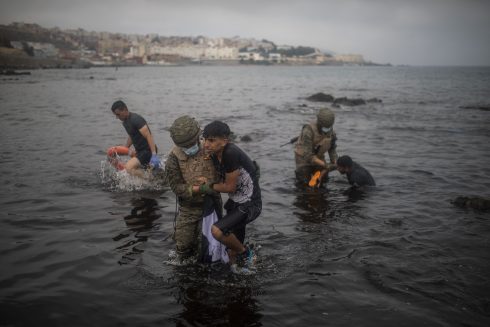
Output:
top-left (336, 155), bottom-right (376, 188)
top-left (200, 121), bottom-right (261, 270)
top-left (294, 107), bottom-right (338, 188)
top-left (165, 116), bottom-right (221, 262)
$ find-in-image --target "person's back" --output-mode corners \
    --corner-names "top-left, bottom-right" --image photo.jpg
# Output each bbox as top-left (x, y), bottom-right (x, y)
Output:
top-left (123, 112), bottom-right (151, 154)
top-left (337, 155), bottom-right (375, 187)
top-left (348, 161), bottom-right (375, 187)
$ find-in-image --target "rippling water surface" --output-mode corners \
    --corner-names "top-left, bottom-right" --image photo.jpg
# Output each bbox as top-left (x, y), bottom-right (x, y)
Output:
top-left (1, 66), bottom-right (490, 326)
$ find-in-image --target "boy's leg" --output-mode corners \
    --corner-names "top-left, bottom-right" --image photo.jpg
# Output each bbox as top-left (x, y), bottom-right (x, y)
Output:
top-left (125, 157), bottom-right (146, 179)
top-left (211, 207), bottom-right (248, 263)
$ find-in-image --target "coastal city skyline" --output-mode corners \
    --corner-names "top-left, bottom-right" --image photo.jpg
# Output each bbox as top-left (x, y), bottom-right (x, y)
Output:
top-left (1, 22), bottom-right (372, 68)
top-left (1, 0), bottom-right (490, 66)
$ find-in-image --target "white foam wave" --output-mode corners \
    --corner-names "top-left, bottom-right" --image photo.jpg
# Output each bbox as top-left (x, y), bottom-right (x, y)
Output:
top-left (99, 159), bottom-right (167, 192)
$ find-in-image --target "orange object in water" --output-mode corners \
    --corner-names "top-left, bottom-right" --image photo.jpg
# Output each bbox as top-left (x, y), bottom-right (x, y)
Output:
top-left (107, 146), bottom-right (130, 157)
top-left (106, 146), bottom-right (130, 171)
top-left (308, 171), bottom-right (322, 187)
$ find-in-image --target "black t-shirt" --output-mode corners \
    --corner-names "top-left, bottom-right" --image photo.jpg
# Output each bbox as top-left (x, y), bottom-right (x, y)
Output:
top-left (122, 112), bottom-right (150, 154)
top-left (347, 162), bottom-right (376, 187)
top-left (212, 143), bottom-right (261, 204)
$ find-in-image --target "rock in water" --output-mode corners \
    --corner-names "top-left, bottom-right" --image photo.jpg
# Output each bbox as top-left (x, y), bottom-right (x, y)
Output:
top-left (333, 97), bottom-right (366, 106)
top-left (306, 92), bottom-right (334, 102)
top-left (240, 135), bottom-right (253, 142)
top-left (451, 196), bottom-right (490, 211)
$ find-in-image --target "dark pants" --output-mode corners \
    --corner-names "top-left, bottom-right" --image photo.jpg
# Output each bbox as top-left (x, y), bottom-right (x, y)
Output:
top-left (136, 149), bottom-right (152, 167)
top-left (213, 199), bottom-right (261, 244)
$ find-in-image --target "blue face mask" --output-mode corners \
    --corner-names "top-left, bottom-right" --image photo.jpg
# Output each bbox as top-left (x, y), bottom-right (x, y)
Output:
top-left (183, 142), bottom-right (200, 156)
top-left (321, 126), bottom-right (332, 134)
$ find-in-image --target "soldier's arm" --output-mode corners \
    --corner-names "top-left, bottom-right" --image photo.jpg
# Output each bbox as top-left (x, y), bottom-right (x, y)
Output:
top-left (165, 153), bottom-right (194, 200)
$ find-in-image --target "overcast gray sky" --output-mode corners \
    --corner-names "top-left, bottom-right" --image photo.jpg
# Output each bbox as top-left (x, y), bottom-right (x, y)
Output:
top-left (1, 0), bottom-right (489, 66)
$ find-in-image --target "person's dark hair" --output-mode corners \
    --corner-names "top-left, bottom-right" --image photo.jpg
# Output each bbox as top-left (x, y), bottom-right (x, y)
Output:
top-left (203, 120), bottom-right (231, 138)
top-left (337, 155), bottom-right (353, 168)
top-left (111, 100), bottom-right (127, 113)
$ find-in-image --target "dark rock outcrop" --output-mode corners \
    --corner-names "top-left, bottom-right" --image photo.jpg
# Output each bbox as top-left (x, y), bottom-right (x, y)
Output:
top-left (306, 92), bottom-right (334, 102)
top-left (451, 196), bottom-right (490, 211)
top-left (333, 97), bottom-right (366, 106)
top-left (460, 105), bottom-right (490, 112)
top-left (0, 69), bottom-right (31, 75)
top-left (306, 93), bottom-right (383, 107)
top-left (240, 135), bottom-right (253, 142)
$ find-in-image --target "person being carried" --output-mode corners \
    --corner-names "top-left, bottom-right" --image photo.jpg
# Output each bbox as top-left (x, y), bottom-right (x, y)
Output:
top-left (110, 100), bottom-right (160, 177)
top-left (165, 115), bottom-right (223, 262)
top-left (336, 155), bottom-right (376, 187)
top-left (199, 121), bottom-right (261, 271)
top-left (294, 107), bottom-right (338, 187)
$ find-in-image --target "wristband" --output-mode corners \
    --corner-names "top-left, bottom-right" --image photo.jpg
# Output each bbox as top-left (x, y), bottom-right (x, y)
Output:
top-left (199, 184), bottom-right (209, 194)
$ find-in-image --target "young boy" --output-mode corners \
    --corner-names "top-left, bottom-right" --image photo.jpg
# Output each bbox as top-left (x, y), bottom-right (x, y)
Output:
top-left (199, 121), bottom-right (261, 270)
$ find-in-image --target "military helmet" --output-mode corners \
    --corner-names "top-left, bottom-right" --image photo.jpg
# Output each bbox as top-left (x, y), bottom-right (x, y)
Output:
top-left (169, 115), bottom-right (201, 148)
top-left (317, 108), bottom-right (335, 128)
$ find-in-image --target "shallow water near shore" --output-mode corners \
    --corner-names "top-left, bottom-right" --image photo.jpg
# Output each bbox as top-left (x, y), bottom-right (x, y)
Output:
top-left (1, 65), bottom-right (490, 326)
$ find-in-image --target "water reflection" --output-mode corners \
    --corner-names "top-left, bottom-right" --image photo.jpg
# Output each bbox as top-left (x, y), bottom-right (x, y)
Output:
top-left (113, 197), bottom-right (162, 265)
top-left (293, 187), bottom-right (330, 223)
top-left (123, 197), bottom-right (161, 229)
top-left (170, 265), bottom-right (263, 326)
top-left (342, 187), bottom-right (368, 202)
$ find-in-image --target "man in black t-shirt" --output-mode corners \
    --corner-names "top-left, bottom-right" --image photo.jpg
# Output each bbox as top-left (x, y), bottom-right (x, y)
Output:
top-left (336, 155), bottom-right (375, 187)
top-left (198, 121), bottom-right (261, 271)
top-left (111, 100), bottom-right (160, 177)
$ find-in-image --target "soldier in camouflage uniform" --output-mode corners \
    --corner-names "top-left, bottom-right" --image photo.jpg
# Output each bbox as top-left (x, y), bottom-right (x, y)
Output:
top-left (294, 108), bottom-right (338, 187)
top-left (165, 116), bottom-right (221, 261)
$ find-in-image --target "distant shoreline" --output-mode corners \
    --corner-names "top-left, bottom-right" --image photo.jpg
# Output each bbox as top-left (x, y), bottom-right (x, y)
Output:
top-left (0, 58), bottom-right (392, 71)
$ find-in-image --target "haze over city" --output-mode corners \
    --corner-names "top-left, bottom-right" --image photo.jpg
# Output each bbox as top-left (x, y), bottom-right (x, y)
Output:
top-left (1, 0), bottom-right (490, 66)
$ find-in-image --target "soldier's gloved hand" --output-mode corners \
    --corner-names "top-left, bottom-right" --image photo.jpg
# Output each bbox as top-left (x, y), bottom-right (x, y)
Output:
top-left (199, 183), bottom-right (216, 195)
top-left (150, 154), bottom-right (160, 169)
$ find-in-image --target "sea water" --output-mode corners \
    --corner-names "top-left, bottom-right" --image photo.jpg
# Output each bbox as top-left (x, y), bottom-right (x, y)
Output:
top-left (1, 66), bottom-right (489, 326)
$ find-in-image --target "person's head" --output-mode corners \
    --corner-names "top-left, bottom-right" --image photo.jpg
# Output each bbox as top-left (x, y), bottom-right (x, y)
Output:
top-left (169, 115), bottom-right (201, 156)
top-left (316, 108), bottom-right (335, 135)
top-left (111, 100), bottom-right (129, 121)
top-left (202, 120), bottom-right (231, 154)
top-left (336, 155), bottom-right (353, 174)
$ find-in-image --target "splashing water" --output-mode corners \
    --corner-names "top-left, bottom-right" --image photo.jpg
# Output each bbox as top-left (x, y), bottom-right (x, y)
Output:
top-left (99, 158), bottom-right (167, 192)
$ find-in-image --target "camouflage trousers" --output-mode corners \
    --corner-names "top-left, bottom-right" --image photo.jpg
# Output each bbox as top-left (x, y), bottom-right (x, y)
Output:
top-left (174, 205), bottom-right (203, 259)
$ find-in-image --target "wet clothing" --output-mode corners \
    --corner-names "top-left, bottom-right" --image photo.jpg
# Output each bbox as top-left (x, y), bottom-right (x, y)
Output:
top-left (346, 161), bottom-right (376, 187)
top-left (123, 112), bottom-right (153, 165)
top-left (214, 199), bottom-right (261, 244)
top-left (165, 145), bottom-right (221, 258)
top-left (135, 150), bottom-right (152, 168)
top-left (200, 196), bottom-right (229, 263)
top-left (210, 143), bottom-right (262, 240)
top-left (294, 121), bottom-right (338, 184)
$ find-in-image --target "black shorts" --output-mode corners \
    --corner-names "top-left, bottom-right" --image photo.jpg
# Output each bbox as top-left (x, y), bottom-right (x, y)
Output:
top-left (213, 200), bottom-right (261, 240)
top-left (136, 149), bottom-right (152, 167)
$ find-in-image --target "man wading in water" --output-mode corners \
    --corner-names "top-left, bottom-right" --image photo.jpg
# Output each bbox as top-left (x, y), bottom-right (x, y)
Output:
top-left (111, 100), bottom-right (160, 178)
top-left (294, 108), bottom-right (338, 188)
top-left (164, 115), bottom-right (224, 263)
top-left (198, 121), bottom-right (261, 272)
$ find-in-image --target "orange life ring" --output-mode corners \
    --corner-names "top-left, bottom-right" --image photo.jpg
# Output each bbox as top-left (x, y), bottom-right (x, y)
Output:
top-left (106, 146), bottom-right (130, 171)
top-left (107, 146), bottom-right (130, 157)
